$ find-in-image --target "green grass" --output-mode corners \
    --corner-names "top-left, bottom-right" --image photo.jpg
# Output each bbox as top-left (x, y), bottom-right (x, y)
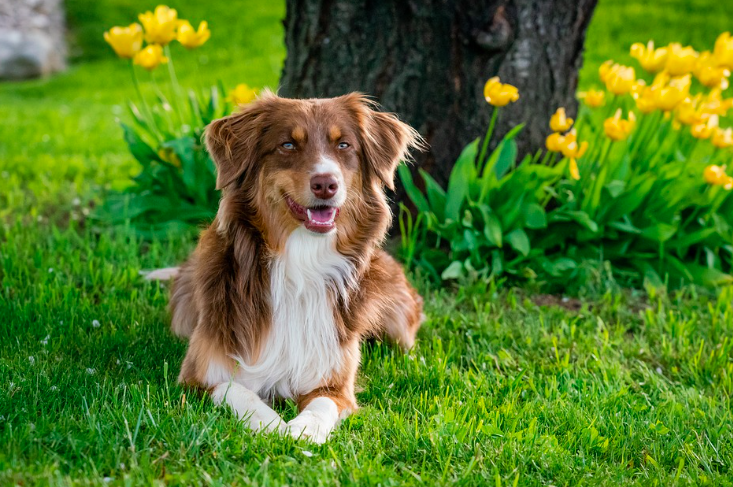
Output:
top-left (1, 0), bottom-right (732, 485)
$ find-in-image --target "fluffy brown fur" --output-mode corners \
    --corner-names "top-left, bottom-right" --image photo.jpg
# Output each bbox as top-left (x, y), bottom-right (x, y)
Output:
top-left (169, 91), bottom-right (424, 427)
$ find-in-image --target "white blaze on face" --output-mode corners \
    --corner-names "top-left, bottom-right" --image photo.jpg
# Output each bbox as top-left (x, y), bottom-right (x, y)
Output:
top-left (312, 156), bottom-right (346, 207)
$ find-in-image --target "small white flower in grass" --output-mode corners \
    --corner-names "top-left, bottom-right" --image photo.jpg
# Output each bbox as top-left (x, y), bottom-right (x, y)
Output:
top-left (302, 450), bottom-right (314, 457)
top-left (72, 198), bottom-right (81, 206)
top-left (82, 208), bottom-right (90, 216)
top-left (656, 367), bottom-right (663, 374)
top-left (28, 356), bottom-right (35, 365)
top-left (92, 320), bottom-right (101, 328)
top-left (48, 268), bottom-right (53, 273)
top-left (0, 415), bottom-right (5, 421)
top-left (50, 386), bottom-right (58, 391)
top-left (29, 423), bottom-right (35, 431)
top-left (37, 215), bottom-right (43, 222)
top-left (103, 477), bottom-right (113, 484)
top-left (86, 368), bottom-right (96, 375)
top-left (41, 335), bottom-right (50, 345)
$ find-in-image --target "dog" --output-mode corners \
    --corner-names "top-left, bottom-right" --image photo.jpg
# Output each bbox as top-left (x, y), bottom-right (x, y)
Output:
top-left (149, 91), bottom-right (425, 443)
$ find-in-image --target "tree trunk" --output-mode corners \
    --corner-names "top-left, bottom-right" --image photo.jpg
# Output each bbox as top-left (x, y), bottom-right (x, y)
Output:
top-left (281, 0), bottom-right (597, 189)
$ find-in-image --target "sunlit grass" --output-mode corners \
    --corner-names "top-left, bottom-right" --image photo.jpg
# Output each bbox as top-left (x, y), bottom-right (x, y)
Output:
top-left (1, 0), bottom-right (732, 485)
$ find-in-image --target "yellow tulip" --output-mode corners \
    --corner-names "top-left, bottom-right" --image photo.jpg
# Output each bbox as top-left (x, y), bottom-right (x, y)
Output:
top-left (545, 132), bottom-right (565, 152)
top-left (630, 41), bottom-right (668, 73)
top-left (652, 73), bottom-right (690, 111)
top-left (714, 32), bottom-right (733, 69)
top-left (691, 115), bottom-right (719, 139)
top-left (604, 64), bottom-right (636, 95)
top-left (227, 83), bottom-right (259, 105)
top-left (569, 158), bottom-right (580, 180)
top-left (177, 20), bottom-right (210, 49)
top-left (633, 86), bottom-right (657, 114)
top-left (133, 44), bottom-right (168, 71)
top-left (483, 77), bottom-right (519, 107)
top-left (665, 43), bottom-right (698, 76)
top-left (578, 89), bottom-right (605, 108)
top-left (549, 108), bottom-right (573, 132)
top-left (712, 127), bottom-right (733, 149)
top-left (694, 51), bottom-right (731, 90)
top-left (604, 109), bottom-right (636, 141)
top-left (699, 88), bottom-right (733, 117)
top-left (675, 97), bottom-right (706, 126)
top-left (599, 60), bottom-right (614, 83)
top-left (139, 5), bottom-right (179, 45)
top-left (561, 138), bottom-right (588, 161)
top-left (704, 164), bottom-right (733, 189)
top-left (103, 23), bottom-right (143, 59)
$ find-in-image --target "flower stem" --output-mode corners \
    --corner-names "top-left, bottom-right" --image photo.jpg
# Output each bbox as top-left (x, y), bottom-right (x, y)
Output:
top-left (477, 107), bottom-right (499, 173)
top-left (164, 44), bottom-right (187, 128)
top-left (129, 61), bottom-right (161, 141)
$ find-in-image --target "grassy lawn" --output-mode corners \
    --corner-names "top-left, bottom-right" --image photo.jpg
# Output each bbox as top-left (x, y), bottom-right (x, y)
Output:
top-left (1, 1), bottom-right (732, 485)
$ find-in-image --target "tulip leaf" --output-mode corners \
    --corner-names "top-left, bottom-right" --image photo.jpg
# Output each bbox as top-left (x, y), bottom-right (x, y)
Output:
top-left (445, 139), bottom-right (479, 221)
top-left (506, 228), bottom-right (530, 256)
top-left (398, 164), bottom-right (430, 213)
top-left (640, 223), bottom-right (678, 243)
top-left (441, 260), bottom-right (464, 280)
top-left (419, 170), bottom-right (447, 223)
top-left (522, 203), bottom-right (547, 229)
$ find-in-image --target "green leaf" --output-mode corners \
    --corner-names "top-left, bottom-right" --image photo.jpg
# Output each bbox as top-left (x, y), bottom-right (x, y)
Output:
top-left (548, 209), bottom-right (599, 233)
top-left (441, 260), bottom-right (464, 280)
top-left (493, 139), bottom-right (518, 180)
top-left (667, 228), bottom-right (718, 249)
top-left (605, 180), bottom-right (626, 198)
top-left (398, 164), bottom-right (430, 213)
top-left (506, 228), bottom-right (530, 256)
top-left (121, 123), bottom-right (163, 167)
top-left (640, 223), bottom-right (678, 243)
top-left (522, 203), bottom-right (547, 229)
top-left (419, 170), bottom-right (447, 222)
top-left (685, 263), bottom-right (733, 287)
top-left (445, 139), bottom-right (479, 221)
top-left (599, 176), bottom-right (655, 223)
top-left (484, 211), bottom-right (503, 248)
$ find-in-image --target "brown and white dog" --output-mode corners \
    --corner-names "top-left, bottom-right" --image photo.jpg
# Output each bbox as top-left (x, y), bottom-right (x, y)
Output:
top-left (149, 91), bottom-right (425, 443)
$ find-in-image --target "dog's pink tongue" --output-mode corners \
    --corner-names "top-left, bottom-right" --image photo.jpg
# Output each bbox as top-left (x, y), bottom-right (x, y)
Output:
top-left (307, 207), bottom-right (337, 224)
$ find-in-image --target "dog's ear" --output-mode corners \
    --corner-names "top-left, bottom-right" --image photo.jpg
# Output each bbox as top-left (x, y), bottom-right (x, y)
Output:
top-left (205, 91), bottom-right (276, 190)
top-left (343, 94), bottom-right (424, 191)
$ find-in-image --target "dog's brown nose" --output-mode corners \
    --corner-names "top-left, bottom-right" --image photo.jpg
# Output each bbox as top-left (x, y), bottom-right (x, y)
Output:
top-left (310, 174), bottom-right (339, 200)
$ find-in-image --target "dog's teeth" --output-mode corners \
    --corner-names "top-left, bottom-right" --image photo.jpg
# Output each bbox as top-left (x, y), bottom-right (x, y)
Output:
top-left (306, 209), bottom-right (313, 221)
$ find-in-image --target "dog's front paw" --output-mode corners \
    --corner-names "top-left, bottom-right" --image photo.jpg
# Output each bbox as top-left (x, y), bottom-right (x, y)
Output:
top-left (286, 412), bottom-right (331, 444)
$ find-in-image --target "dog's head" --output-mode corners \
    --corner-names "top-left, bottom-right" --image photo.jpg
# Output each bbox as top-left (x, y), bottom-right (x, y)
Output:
top-left (206, 91), bottom-right (422, 249)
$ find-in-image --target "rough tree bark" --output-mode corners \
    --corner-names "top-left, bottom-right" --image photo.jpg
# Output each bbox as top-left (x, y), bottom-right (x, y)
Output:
top-left (281, 0), bottom-right (597, 192)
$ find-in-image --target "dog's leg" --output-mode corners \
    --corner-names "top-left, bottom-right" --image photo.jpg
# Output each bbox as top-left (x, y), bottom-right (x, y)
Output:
top-left (372, 251), bottom-right (425, 350)
top-left (288, 345), bottom-right (359, 444)
top-left (143, 267), bottom-right (180, 280)
top-left (286, 396), bottom-right (349, 444)
top-left (210, 382), bottom-right (285, 433)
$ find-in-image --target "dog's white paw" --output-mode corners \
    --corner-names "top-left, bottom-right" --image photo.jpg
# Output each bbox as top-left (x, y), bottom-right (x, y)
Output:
top-left (141, 267), bottom-right (180, 281)
top-left (210, 383), bottom-right (284, 433)
top-left (286, 412), bottom-right (331, 444)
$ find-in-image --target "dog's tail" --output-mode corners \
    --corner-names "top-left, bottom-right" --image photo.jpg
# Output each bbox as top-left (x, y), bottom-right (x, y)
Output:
top-left (141, 267), bottom-right (180, 281)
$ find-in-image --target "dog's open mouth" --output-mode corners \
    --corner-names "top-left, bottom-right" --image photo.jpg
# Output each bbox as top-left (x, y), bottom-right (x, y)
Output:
top-left (286, 197), bottom-right (339, 234)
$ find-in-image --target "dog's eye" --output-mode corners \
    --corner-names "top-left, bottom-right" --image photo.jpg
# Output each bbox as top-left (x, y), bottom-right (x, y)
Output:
top-left (281, 142), bottom-right (296, 150)
top-left (337, 142), bottom-right (350, 149)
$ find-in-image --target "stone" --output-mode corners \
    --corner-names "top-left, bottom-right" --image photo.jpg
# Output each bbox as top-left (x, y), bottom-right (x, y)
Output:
top-left (0, 0), bottom-right (66, 80)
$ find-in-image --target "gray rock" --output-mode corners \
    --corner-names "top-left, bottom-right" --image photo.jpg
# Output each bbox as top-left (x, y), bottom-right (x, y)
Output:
top-left (0, 0), bottom-right (66, 80)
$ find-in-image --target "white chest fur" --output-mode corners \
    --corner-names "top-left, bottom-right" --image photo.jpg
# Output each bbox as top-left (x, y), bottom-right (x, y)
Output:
top-left (234, 227), bottom-right (354, 399)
